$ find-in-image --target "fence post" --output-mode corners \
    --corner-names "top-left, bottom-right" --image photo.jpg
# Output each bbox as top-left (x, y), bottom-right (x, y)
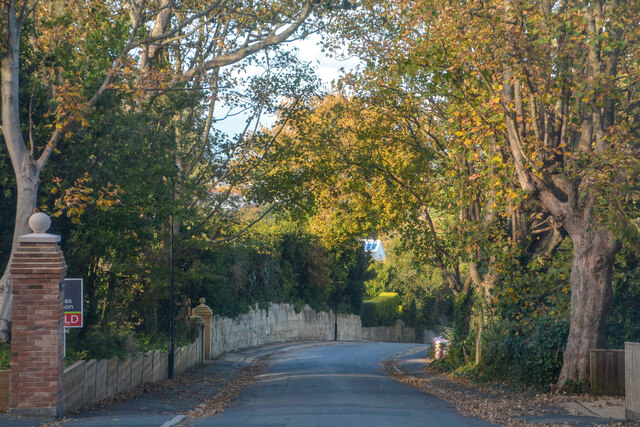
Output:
top-left (626, 342), bottom-right (640, 420)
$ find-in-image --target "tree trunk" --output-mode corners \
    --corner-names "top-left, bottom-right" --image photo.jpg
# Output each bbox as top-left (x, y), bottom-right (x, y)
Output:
top-left (0, 169), bottom-right (40, 341)
top-left (556, 219), bottom-right (621, 389)
top-left (0, 4), bottom-right (42, 341)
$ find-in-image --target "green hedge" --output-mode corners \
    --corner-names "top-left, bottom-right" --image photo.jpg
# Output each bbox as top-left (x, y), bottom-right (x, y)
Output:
top-left (361, 292), bottom-right (401, 327)
top-left (361, 301), bottom-right (377, 326)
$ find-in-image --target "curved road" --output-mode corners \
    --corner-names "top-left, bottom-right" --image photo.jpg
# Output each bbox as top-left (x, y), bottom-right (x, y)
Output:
top-left (185, 342), bottom-right (493, 427)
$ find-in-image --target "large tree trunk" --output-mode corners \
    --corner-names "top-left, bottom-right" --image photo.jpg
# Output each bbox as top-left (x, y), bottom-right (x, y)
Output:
top-left (556, 218), bottom-right (621, 389)
top-left (0, 3), bottom-right (42, 341)
top-left (0, 177), bottom-right (39, 340)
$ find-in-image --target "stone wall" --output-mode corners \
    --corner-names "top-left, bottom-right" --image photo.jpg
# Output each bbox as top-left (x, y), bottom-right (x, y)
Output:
top-left (209, 303), bottom-right (415, 358)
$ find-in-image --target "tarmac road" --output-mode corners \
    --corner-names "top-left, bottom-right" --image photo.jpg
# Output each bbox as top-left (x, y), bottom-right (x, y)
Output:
top-left (0, 341), bottom-right (495, 426)
top-left (183, 341), bottom-right (494, 427)
top-left (0, 340), bottom-right (621, 426)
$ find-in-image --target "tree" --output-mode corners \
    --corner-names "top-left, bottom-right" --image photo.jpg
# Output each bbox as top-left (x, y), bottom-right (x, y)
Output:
top-left (0, 0), bottom-right (333, 339)
top-left (249, 91), bottom-right (537, 363)
top-left (329, 0), bottom-right (640, 386)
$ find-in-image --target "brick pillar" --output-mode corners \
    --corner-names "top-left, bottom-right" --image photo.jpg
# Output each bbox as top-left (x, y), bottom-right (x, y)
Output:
top-left (9, 213), bottom-right (66, 418)
top-left (193, 298), bottom-right (213, 359)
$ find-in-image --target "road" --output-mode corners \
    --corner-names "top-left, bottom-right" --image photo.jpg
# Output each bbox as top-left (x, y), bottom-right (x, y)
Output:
top-left (183, 342), bottom-right (493, 427)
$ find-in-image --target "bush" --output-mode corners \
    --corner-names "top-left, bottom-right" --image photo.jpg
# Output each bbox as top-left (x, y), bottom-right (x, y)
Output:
top-left (479, 316), bottom-right (569, 389)
top-left (363, 237), bottom-right (454, 332)
top-left (606, 249), bottom-right (640, 348)
top-left (66, 327), bottom-right (132, 361)
top-left (0, 342), bottom-right (9, 369)
top-left (453, 292), bottom-right (471, 342)
top-left (361, 301), bottom-right (377, 326)
top-left (181, 223), bottom-right (370, 320)
top-left (362, 292), bottom-right (401, 326)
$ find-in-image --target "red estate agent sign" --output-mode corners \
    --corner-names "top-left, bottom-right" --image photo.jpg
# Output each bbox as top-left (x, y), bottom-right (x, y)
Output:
top-left (64, 278), bottom-right (83, 328)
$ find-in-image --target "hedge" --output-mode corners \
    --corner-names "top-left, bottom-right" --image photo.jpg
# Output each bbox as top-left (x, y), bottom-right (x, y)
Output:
top-left (361, 292), bottom-right (401, 327)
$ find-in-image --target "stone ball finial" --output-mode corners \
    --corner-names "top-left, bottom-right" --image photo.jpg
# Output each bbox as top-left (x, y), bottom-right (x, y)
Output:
top-left (29, 212), bottom-right (51, 234)
top-left (199, 297), bottom-right (206, 305)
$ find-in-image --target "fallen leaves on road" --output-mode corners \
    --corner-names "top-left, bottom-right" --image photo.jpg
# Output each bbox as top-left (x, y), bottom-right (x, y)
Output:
top-left (382, 360), bottom-right (634, 427)
top-left (186, 360), bottom-right (268, 417)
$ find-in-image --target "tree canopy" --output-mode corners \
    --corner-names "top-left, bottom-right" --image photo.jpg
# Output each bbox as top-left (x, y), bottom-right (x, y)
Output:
top-left (1, 0), bottom-right (639, 390)
top-left (249, 0), bottom-right (640, 387)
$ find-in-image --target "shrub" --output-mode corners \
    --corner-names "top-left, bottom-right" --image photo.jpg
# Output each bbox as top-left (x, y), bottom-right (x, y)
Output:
top-left (362, 292), bottom-right (401, 326)
top-left (361, 301), bottom-right (377, 326)
top-left (0, 342), bottom-right (9, 369)
top-left (453, 292), bottom-right (471, 342)
top-left (479, 316), bottom-right (569, 389)
top-left (606, 249), bottom-right (640, 348)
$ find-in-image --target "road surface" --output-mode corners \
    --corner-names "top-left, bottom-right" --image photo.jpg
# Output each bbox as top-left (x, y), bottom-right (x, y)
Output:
top-left (184, 341), bottom-right (493, 426)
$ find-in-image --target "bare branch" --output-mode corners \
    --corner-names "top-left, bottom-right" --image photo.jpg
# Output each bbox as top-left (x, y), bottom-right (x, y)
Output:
top-left (178, 1), bottom-right (313, 83)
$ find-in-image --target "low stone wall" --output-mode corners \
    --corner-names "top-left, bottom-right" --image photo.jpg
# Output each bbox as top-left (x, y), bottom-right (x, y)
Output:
top-left (62, 335), bottom-right (202, 414)
top-left (361, 322), bottom-right (415, 343)
top-left (209, 303), bottom-right (415, 358)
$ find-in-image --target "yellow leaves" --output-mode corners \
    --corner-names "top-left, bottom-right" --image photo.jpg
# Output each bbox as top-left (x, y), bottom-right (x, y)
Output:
top-left (455, 131), bottom-right (464, 137)
top-left (52, 81), bottom-right (91, 133)
top-left (51, 173), bottom-right (122, 222)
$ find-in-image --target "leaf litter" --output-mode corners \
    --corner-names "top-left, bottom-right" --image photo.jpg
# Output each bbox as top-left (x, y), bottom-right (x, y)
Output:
top-left (382, 360), bottom-right (638, 427)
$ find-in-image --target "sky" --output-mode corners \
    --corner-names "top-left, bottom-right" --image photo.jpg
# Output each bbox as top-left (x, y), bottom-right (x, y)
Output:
top-left (213, 34), bottom-right (360, 136)
top-left (293, 34), bottom-right (360, 87)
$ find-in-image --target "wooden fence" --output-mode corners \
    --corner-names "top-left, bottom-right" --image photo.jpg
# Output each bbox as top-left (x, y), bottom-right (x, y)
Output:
top-left (590, 349), bottom-right (625, 396)
top-left (0, 370), bottom-right (7, 412)
top-left (0, 334), bottom-right (202, 414)
top-left (63, 336), bottom-right (202, 413)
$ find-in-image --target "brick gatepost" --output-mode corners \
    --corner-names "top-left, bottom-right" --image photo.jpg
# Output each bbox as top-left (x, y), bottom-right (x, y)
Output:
top-left (9, 213), bottom-right (66, 417)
